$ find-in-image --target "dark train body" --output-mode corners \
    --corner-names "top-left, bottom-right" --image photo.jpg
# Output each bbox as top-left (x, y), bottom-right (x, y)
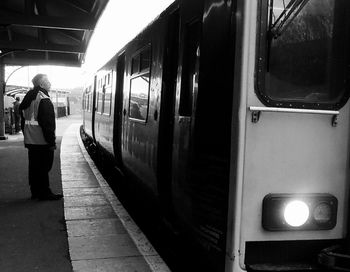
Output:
top-left (83, 0), bottom-right (350, 271)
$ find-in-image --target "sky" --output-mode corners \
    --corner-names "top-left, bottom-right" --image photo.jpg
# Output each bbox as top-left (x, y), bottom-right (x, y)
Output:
top-left (5, 0), bottom-right (175, 90)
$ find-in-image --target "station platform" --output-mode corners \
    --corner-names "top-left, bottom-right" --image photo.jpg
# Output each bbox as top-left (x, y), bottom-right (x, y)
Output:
top-left (61, 123), bottom-right (170, 272)
top-left (0, 115), bottom-right (170, 272)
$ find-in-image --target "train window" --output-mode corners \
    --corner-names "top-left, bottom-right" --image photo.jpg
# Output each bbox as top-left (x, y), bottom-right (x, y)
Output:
top-left (256, 0), bottom-right (350, 109)
top-left (103, 82), bottom-right (112, 116)
top-left (86, 93), bottom-right (89, 111)
top-left (179, 20), bottom-right (201, 116)
top-left (140, 48), bottom-right (151, 72)
top-left (88, 93), bottom-right (92, 112)
top-left (103, 92), bottom-right (112, 115)
top-left (132, 55), bottom-right (140, 75)
top-left (97, 91), bottom-right (104, 114)
top-left (82, 93), bottom-right (86, 110)
top-left (129, 73), bottom-right (150, 121)
top-left (132, 46), bottom-right (151, 75)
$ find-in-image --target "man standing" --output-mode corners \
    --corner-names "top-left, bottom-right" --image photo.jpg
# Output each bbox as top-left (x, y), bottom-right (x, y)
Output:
top-left (19, 74), bottom-right (63, 200)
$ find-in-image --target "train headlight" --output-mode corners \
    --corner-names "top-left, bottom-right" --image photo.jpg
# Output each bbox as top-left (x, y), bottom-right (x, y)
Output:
top-left (262, 194), bottom-right (337, 231)
top-left (283, 200), bottom-right (309, 227)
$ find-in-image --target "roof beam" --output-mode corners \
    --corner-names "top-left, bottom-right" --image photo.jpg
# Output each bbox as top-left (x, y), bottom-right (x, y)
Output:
top-left (0, 41), bottom-right (85, 54)
top-left (2, 57), bottom-right (81, 67)
top-left (0, 13), bottom-right (95, 31)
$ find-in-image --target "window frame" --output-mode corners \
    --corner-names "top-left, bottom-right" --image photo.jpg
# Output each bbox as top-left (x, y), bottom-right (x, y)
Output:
top-left (179, 19), bottom-right (201, 117)
top-left (96, 78), bottom-right (104, 114)
top-left (128, 44), bottom-right (152, 123)
top-left (255, 0), bottom-right (350, 110)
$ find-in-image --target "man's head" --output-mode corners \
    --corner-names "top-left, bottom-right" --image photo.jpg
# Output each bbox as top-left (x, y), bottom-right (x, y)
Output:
top-left (32, 74), bottom-right (51, 91)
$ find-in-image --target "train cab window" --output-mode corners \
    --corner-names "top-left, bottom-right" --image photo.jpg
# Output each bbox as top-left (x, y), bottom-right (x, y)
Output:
top-left (129, 46), bottom-right (151, 121)
top-left (179, 20), bottom-right (201, 116)
top-left (257, 0), bottom-right (350, 109)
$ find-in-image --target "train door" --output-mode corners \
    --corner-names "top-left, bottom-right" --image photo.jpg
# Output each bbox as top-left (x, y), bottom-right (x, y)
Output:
top-left (121, 41), bottom-right (160, 195)
top-left (82, 85), bottom-right (93, 137)
top-left (91, 75), bottom-right (97, 141)
top-left (157, 9), bottom-right (180, 217)
top-left (172, 0), bottom-right (236, 270)
top-left (113, 53), bottom-right (125, 164)
top-left (172, 12), bottom-right (202, 219)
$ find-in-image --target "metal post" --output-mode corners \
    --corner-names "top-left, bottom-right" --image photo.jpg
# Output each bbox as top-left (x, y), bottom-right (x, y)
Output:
top-left (0, 60), bottom-right (7, 140)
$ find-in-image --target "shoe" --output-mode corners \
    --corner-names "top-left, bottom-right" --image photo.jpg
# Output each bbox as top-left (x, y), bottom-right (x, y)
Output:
top-left (38, 193), bottom-right (63, 201)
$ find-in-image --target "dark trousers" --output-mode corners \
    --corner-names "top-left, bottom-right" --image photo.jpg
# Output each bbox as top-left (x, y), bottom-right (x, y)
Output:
top-left (14, 115), bottom-right (20, 132)
top-left (28, 147), bottom-right (54, 197)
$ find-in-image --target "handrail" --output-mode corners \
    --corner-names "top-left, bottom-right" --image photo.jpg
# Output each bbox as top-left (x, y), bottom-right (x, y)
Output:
top-left (248, 106), bottom-right (339, 126)
top-left (249, 106), bottom-right (339, 116)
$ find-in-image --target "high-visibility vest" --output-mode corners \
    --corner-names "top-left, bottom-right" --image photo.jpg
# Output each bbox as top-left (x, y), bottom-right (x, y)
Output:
top-left (22, 91), bottom-right (51, 145)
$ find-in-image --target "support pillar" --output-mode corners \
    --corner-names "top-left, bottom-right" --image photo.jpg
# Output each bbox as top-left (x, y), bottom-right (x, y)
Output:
top-left (0, 61), bottom-right (7, 140)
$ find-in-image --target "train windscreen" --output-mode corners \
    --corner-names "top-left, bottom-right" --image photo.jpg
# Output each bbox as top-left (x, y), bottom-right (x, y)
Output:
top-left (256, 0), bottom-right (350, 109)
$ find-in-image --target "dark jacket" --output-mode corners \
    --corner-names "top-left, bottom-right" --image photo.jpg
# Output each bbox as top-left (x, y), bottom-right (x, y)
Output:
top-left (13, 101), bottom-right (20, 117)
top-left (19, 86), bottom-right (56, 148)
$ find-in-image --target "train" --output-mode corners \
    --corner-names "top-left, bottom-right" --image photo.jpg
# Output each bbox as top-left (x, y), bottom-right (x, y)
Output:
top-left (82, 0), bottom-right (350, 271)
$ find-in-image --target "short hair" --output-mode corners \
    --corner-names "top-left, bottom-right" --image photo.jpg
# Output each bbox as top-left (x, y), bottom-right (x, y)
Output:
top-left (32, 74), bottom-right (47, 87)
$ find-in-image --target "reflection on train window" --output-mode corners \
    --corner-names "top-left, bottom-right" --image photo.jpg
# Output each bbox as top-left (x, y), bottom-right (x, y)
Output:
top-left (87, 94), bottom-right (90, 112)
top-left (103, 91), bottom-right (112, 115)
top-left (83, 93), bottom-right (86, 111)
top-left (257, 0), bottom-right (350, 109)
top-left (96, 91), bottom-right (104, 114)
top-left (129, 74), bottom-right (150, 121)
top-left (82, 93), bottom-right (86, 110)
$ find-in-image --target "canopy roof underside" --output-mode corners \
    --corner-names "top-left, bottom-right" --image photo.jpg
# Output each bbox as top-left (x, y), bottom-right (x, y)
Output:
top-left (0, 0), bottom-right (108, 67)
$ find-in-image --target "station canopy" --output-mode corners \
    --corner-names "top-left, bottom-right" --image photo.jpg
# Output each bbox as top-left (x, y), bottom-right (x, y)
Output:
top-left (0, 0), bottom-right (108, 67)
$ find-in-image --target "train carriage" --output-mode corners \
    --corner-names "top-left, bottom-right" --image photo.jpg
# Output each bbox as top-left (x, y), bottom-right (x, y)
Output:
top-left (82, 0), bottom-right (350, 271)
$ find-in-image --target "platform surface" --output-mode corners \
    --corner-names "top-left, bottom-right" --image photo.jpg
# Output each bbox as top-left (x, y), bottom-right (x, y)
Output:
top-left (61, 123), bottom-right (170, 272)
top-left (0, 115), bottom-right (170, 272)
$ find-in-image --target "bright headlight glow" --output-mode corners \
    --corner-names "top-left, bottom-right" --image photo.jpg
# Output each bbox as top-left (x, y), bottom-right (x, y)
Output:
top-left (283, 200), bottom-right (310, 227)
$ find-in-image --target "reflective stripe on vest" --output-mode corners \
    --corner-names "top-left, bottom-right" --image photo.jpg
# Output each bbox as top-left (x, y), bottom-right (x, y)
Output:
top-left (25, 120), bottom-right (39, 125)
top-left (23, 91), bottom-right (51, 145)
